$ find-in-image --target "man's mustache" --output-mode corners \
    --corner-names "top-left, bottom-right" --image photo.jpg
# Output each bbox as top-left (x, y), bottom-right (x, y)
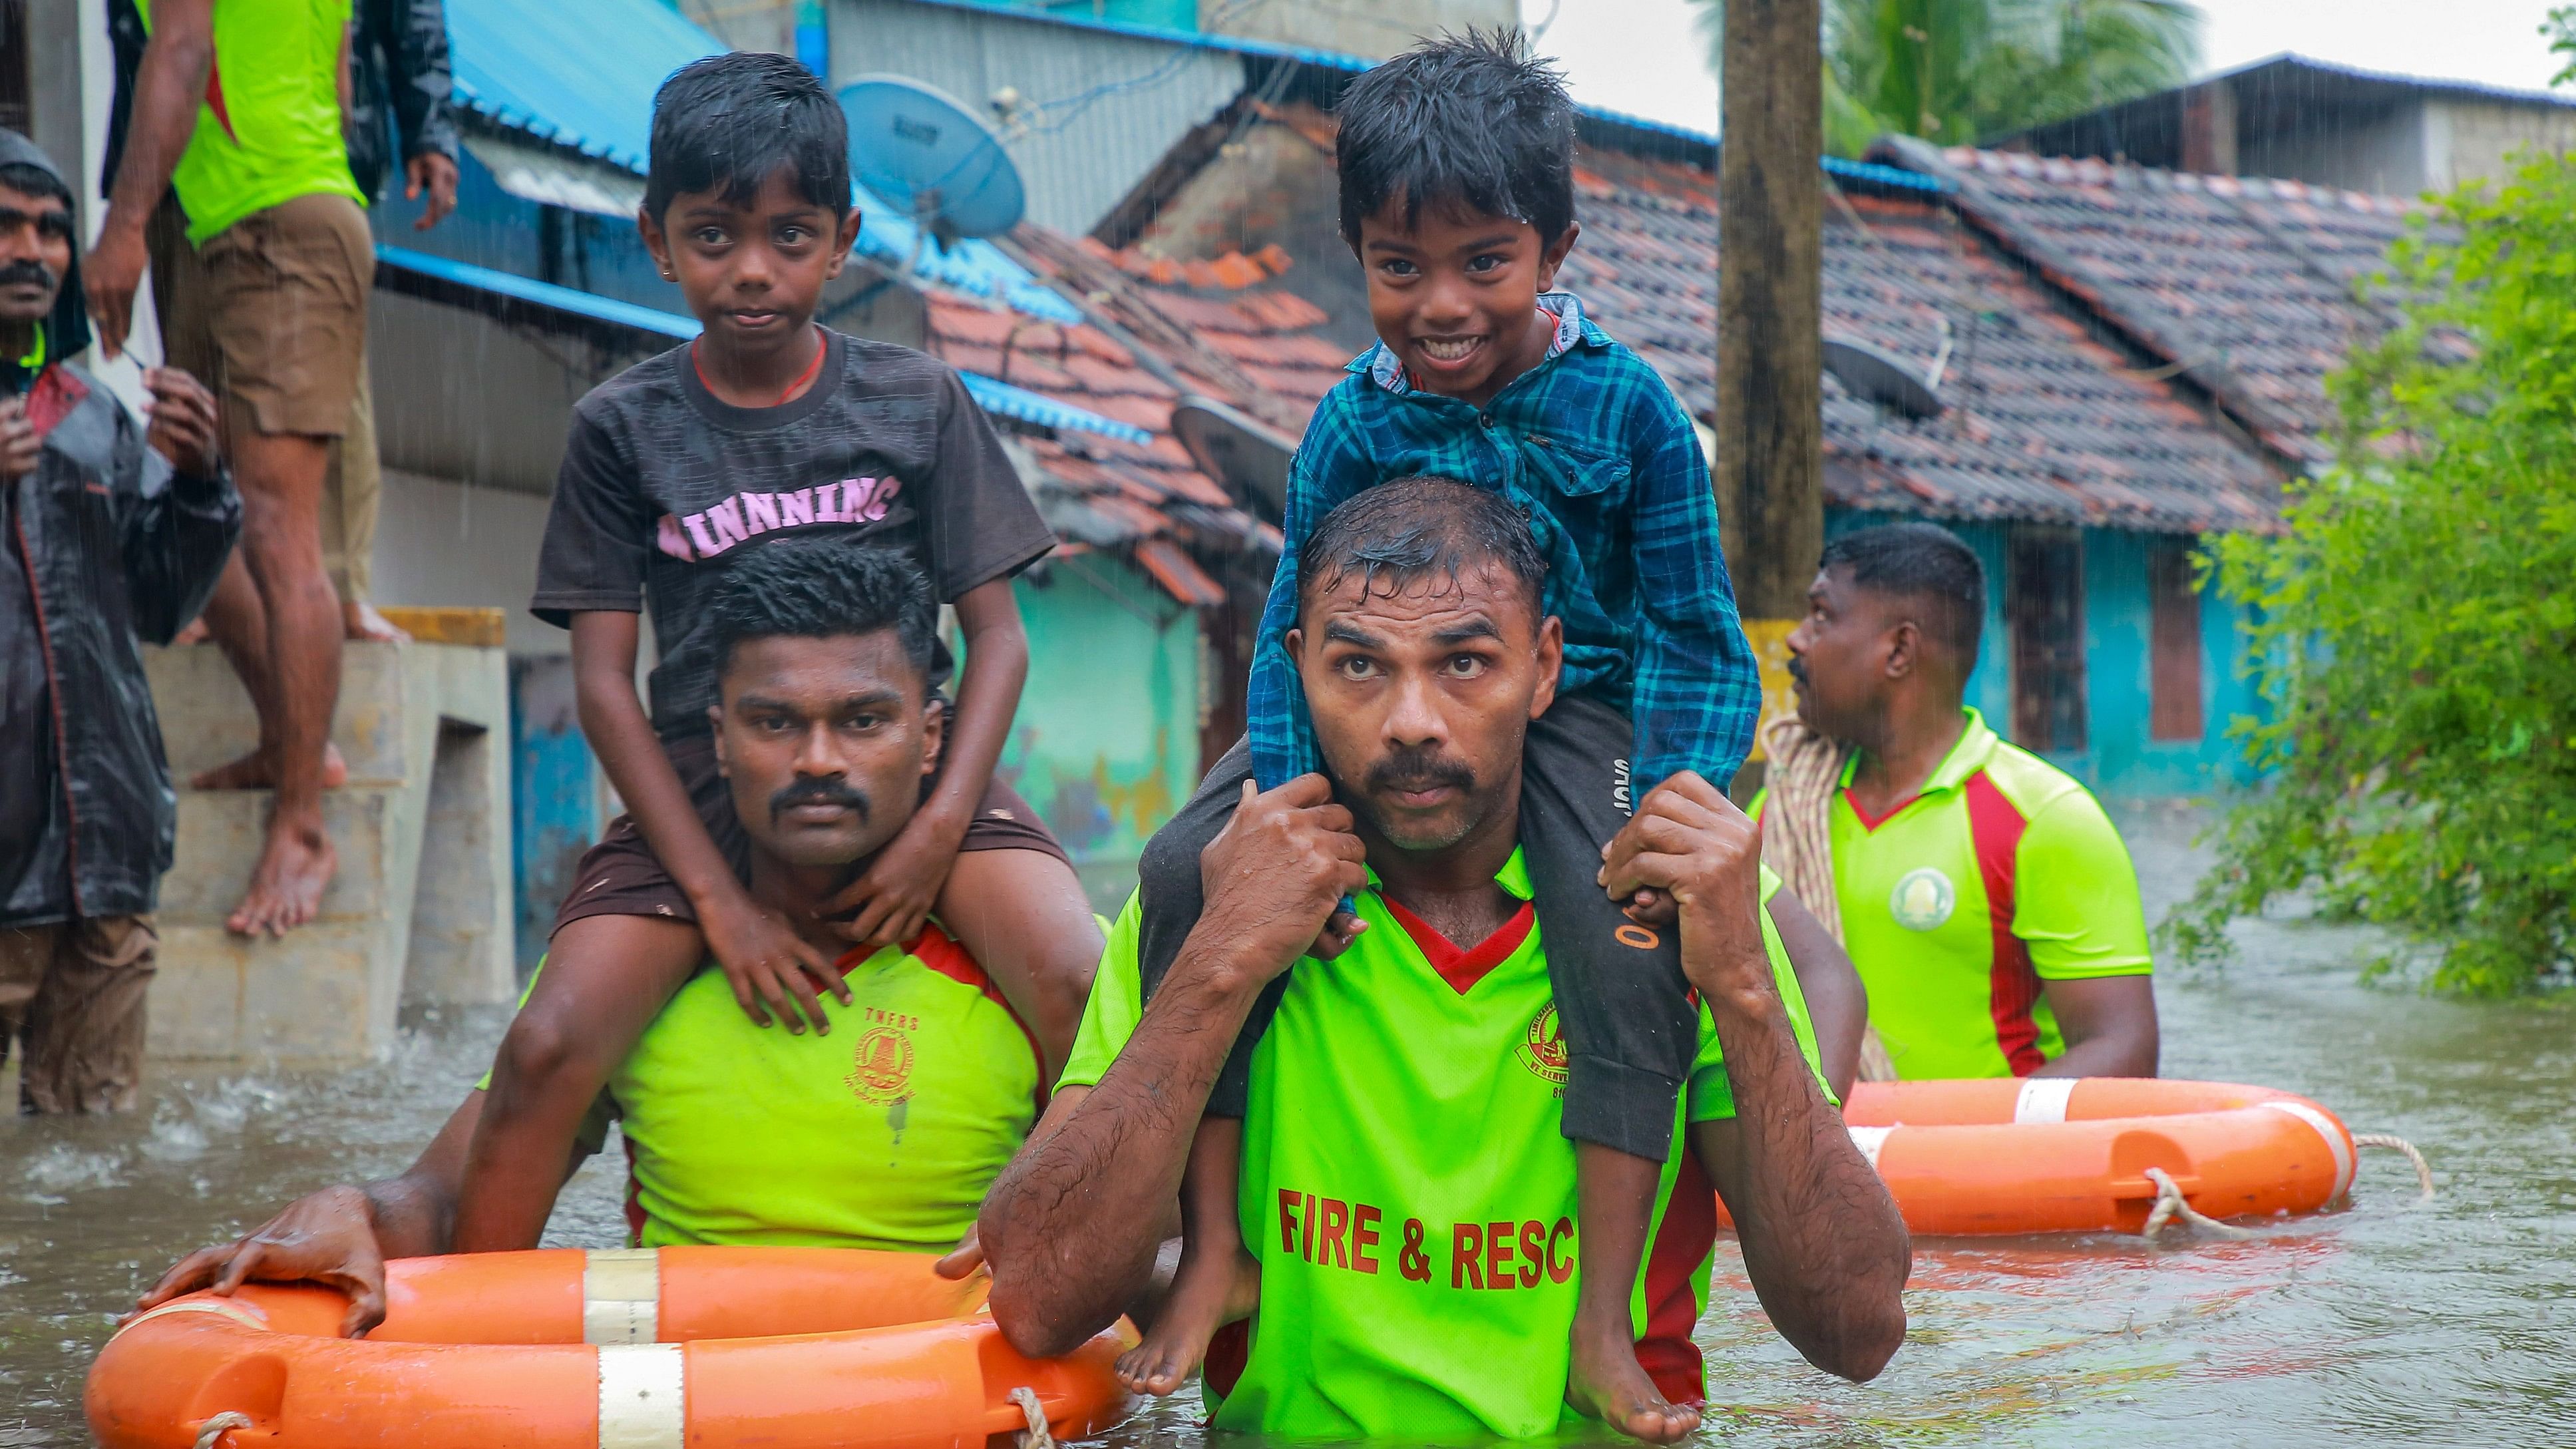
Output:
top-left (769, 775), bottom-right (870, 822)
top-left (1787, 654), bottom-right (1809, 686)
top-left (1366, 747), bottom-right (1477, 797)
top-left (0, 260), bottom-right (55, 291)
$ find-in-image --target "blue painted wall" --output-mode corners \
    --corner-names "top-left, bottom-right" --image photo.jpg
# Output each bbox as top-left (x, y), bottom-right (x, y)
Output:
top-left (1823, 510), bottom-right (2259, 800)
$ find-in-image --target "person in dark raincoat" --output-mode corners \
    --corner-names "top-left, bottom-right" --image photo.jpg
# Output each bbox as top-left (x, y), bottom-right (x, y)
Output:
top-left (0, 128), bottom-right (236, 1114)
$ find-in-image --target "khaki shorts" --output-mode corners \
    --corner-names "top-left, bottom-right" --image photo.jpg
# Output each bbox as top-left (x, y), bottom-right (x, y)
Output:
top-left (149, 190), bottom-right (374, 439)
top-left (0, 915), bottom-right (157, 1114)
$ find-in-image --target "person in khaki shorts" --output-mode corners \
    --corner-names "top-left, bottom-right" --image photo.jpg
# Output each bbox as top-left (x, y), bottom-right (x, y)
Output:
top-left (87, 0), bottom-right (373, 937)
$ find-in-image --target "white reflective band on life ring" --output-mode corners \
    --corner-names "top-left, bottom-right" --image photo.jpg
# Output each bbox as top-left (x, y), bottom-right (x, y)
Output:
top-left (2260, 1100), bottom-right (2356, 1199)
top-left (2014, 1078), bottom-right (2079, 1124)
top-left (596, 1343), bottom-right (685, 1449)
top-left (115, 1297), bottom-right (269, 1340)
top-left (584, 1248), bottom-right (660, 1346)
top-left (1848, 1124), bottom-right (1895, 1169)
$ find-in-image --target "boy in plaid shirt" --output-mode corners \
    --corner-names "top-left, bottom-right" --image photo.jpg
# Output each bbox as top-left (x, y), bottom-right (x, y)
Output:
top-left (1122, 32), bottom-right (1763, 1443)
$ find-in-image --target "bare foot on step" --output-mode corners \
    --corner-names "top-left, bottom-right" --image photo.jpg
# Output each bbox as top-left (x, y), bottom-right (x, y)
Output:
top-left (1566, 1300), bottom-right (1700, 1444)
top-left (227, 819), bottom-right (337, 937)
top-left (192, 742), bottom-right (349, 791)
top-left (343, 601), bottom-right (410, 644)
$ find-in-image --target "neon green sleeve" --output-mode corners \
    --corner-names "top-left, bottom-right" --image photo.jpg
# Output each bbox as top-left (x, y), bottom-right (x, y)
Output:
top-left (1055, 892), bottom-right (1145, 1092)
top-left (2016, 793), bottom-right (2153, 979)
top-left (1686, 867), bottom-right (1834, 1120)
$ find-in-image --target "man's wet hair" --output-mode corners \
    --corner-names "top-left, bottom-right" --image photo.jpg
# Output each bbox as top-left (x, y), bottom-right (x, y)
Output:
top-left (645, 51), bottom-right (850, 224)
top-left (704, 537), bottom-right (938, 684)
top-left (1298, 477), bottom-right (1547, 623)
top-left (0, 162), bottom-right (72, 213)
top-left (1334, 30), bottom-right (1575, 251)
top-left (1819, 523), bottom-right (1986, 663)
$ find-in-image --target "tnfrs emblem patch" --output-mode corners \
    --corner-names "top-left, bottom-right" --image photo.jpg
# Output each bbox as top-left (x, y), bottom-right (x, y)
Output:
top-left (1517, 1004), bottom-right (1570, 1088)
top-left (844, 1024), bottom-right (915, 1104)
top-left (1889, 867), bottom-right (1957, 931)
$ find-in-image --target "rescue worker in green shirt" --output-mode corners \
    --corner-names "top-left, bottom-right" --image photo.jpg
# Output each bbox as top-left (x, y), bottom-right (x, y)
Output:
top-left (977, 479), bottom-right (1911, 1440)
top-left (1761, 522), bottom-right (2160, 1082)
top-left (134, 540), bottom-right (1083, 1333)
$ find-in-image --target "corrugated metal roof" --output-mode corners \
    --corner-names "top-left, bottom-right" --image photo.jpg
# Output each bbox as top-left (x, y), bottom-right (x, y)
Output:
top-left (445, 0), bottom-right (1079, 323)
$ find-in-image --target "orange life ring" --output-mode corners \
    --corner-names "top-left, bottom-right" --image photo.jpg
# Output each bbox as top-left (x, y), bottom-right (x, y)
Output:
top-left (88, 1247), bottom-right (1134, 1449)
top-left (1717, 1078), bottom-right (2358, 1236)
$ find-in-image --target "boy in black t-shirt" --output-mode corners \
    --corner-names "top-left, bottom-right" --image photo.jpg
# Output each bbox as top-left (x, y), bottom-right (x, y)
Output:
top-left (453, 53), bottom-right (1100, 1247)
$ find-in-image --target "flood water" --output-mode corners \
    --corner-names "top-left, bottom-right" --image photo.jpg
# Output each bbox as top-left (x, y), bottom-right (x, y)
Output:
top-left (4, 803), bottom-right (2569, 1446)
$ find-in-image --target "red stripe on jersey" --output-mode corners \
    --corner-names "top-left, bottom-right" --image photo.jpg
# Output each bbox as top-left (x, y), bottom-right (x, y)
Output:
top-left (1839, 785), bottom-right (1919, 832)
top-left (1634, 1149), bottom-right (1716, 1405)
top-left (1380, 894), bottom-right (1537, 995)
top-left (204, 55), bottom-right (236, 144)
top-left (892, 922), bottom-right (1049, 1110)
top-left (1962, 770), bottom-right (2045, 1076)
top-left (622, 1131), bottom-right (646, 1247)
top-left (1205, 1319), bottom-right (1251, 1400)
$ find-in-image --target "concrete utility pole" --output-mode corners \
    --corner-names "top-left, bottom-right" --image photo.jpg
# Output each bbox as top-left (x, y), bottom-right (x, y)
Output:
top-left (1716, 0), bottom-right (1825, 626)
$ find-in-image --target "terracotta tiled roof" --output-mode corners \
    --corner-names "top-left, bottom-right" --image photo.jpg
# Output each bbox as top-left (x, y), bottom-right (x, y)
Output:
top-left (1561, 146), bottom-right (2284, 532)
top-left (1881, 142), bottom-right (2430, 471)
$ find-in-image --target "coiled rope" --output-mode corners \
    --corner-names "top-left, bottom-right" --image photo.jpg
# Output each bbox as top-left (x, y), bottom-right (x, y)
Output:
top-left (1759, 718), bottom-right (1898, 1082)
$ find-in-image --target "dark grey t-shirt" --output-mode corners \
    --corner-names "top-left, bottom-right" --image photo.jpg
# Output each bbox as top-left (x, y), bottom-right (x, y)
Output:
top-left (532, 328), bottom-right (1054, 741)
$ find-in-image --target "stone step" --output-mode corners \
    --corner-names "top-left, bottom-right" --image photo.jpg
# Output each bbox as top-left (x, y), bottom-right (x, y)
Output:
top-left (157, 787), bottom-right (403, 927)
top-left (143, 640), bottom-right (413, 787)
top-left (146, 921), bottom-right (392, 1065)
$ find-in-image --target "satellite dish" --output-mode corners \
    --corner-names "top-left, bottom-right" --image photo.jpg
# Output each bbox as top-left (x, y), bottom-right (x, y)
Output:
top-left (1173, 395), bottom-right (1297, 517)
top-left (1823, 337), bottom-right (1944, 421)
top-left (838, 75), bottom-right (1027, 244)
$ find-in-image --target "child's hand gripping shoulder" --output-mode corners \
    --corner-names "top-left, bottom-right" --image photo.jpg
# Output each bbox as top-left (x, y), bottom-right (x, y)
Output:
top-left (698, 885), bottom-right (854, 1032)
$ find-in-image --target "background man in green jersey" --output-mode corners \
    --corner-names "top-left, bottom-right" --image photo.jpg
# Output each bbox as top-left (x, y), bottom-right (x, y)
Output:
top-left (979, 481), bottom-right (1909, 1436)
top-left (133, 542), bottom-right (1053, 1334)
top-left (1774, 523), bottom-right (2158, 1080)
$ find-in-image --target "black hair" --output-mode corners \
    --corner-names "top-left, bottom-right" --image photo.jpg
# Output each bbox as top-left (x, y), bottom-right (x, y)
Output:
top-left (1819, 523), bottom-right (1986, 662)
top-left (703, 538), bottom-right (938, 685)
top-left (0, 162), bottom-right (73, 214)
top-left (645, 51), bottom-right (850, 223)
top-left (1298, 476), bottom-right (1547, 622)
top-left (1334, 29), bottom-right (1576, 250)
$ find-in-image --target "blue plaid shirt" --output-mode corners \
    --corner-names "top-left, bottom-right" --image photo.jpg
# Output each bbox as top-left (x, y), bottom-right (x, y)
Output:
top-left (1248, 292), bottom-right (1761, 795)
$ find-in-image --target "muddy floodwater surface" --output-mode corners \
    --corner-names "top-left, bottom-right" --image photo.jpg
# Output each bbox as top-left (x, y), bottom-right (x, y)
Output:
top-left (3, 805), bottom-right (2570, 1446)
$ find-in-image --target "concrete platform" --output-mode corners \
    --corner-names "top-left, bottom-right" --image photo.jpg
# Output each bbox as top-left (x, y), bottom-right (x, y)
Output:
top-left (142, 609), bottom-right (516, 1065)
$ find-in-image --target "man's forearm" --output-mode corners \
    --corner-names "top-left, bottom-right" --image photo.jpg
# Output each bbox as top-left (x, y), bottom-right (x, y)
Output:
top-left (362, 1087), bottom-right (484, 1259)
top-left (1700, 977), bottom-right (1909, 1382)
top-left (980, 937), bottom-right (1261, 1358)
top-left (103, 5), bottom-right (212, 240)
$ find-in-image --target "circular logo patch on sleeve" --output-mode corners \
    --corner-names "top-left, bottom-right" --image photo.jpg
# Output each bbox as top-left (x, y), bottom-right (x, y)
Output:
top-left (1889, 867), bottom-right (1956, 931)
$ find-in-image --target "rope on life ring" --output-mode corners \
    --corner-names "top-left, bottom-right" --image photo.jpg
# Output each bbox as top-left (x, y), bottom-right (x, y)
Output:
top-left (2140, 1167), bottom-right (2260, 1241)
top-left (191, 1412), bottom-right (254, 1449)
top-left (1010, 1386), bottom-right (1054, 1449)
top-left (2353, 1133), bottom-right (2436, 1201)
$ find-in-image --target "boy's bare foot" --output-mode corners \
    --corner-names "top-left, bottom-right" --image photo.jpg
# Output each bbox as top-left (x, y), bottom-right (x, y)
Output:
top-left (1567, 1301), bottom-right (1700, 1444)
top-left (343, 600), bottom-right (411, 643)
top-left (192, 742), bottom-right (349, 791)
top-left (1117, 1247), bottom-right (1259, 1396)
top-left (227, 818), bottom-right (337, 937)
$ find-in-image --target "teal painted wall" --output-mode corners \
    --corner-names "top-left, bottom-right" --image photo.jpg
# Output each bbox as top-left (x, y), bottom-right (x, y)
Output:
top-left (1821, 510), bottom-right (2259, 799)
top-left (960, 0), bottom-right (1200, 29)
top-left (1006, 558), bottom-right (1202, 907)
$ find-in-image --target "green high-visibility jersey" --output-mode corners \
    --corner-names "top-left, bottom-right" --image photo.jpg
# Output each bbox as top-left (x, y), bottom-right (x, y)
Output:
top-left (1062, 853), bottom-right (1827, 1440)
top-left (138, 0), bottom-right (363, 243)
top-left (1753, 708), bottom-right (2151, 1080)
top-left (503, 925), bottom-right (1040, 1251)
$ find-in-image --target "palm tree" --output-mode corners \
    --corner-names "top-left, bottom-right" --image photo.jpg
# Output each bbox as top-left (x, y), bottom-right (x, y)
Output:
top-left (1693, 0), bottom-right (2205, 157)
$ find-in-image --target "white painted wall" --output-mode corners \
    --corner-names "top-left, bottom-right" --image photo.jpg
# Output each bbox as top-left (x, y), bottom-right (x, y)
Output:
top-left (367, 470), bottom-right (566, 658)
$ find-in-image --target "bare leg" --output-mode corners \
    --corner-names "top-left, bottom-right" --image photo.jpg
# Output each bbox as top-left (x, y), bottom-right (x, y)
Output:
top-left (1566, 1143), bottom-right (1700, 1444)
top-left (1117, 1116), bottom-right (1258, 1396)
top-left (189, 552), bottom-right (348, 791)
top-left (934, 848), bottom-right (1101, 1084)
top-left (221, 429), bottom-right (343, 937)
